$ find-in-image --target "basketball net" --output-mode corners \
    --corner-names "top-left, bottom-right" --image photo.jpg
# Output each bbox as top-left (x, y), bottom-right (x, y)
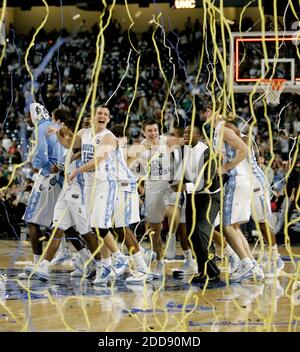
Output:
top-left (261, 79), bottom-right (287, 106)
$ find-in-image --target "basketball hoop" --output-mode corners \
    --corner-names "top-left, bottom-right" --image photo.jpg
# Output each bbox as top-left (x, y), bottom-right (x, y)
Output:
top-left (261, 79), bottom-right (287, 106)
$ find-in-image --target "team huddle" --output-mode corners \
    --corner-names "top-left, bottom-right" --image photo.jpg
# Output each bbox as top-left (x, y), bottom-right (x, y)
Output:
top-left (18, 103), bottom-right (284, 286)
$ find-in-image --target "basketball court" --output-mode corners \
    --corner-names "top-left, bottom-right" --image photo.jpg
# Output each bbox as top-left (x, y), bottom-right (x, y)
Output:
top-left (1, 240), bottom-right (300, 332)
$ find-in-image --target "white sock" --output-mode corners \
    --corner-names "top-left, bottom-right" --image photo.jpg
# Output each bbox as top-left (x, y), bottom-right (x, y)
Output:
top-left (241, 257), bottom-right (253, 267)
top-left (223, 244), bottom-right (235, 257)
top-left (132, 252), bottom-right (148, 272)
top-left (183, 249), bottom-right (193, 262)
top-left (33, 255), bottom-right (41, 264)
top-left (41, 259), bottom-right (50, 271)
top-left (101, 257), bottom-right (112, 267)
top-left (78, 248), bottom-right (91, 261)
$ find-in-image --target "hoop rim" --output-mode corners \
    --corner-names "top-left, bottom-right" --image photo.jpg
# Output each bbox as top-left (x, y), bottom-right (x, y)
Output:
top-left (260, 78), bottom-right (287, 90)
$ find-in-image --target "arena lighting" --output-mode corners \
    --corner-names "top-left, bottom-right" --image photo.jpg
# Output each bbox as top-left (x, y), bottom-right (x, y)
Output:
top-left (174, 0), bottom-right (196, 9)
top-left (72, 14), bottom-right (81, 20)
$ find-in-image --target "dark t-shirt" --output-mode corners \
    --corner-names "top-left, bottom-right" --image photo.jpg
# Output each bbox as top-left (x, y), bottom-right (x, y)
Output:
top-left (286, 167), bottom-right (300, 197)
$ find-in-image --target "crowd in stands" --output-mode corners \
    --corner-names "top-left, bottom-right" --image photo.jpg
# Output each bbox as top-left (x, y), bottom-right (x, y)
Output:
top-left (0, 16), bottom-right (299, 239)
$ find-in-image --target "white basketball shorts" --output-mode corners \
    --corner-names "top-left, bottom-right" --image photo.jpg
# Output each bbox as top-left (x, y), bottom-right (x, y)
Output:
top-left (113, 183), bottom-right (140, 228)
top-left (223, 175), bottom-right (251, 226)
top-left (23, 174), bottom-right (62, 227)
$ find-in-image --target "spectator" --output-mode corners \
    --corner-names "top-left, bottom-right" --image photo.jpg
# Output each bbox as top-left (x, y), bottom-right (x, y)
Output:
top-left (2, 134), bottom-right (12, 151)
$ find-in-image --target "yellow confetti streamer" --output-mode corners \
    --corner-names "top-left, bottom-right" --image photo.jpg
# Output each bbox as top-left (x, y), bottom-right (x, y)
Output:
top-left (0, 0), bottom-right (7, 68)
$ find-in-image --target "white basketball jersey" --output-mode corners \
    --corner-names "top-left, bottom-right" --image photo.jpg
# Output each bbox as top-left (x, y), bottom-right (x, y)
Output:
top-left (59, 150), bottom-right (85, 204)
top-left (139, 136), bottom-right (172, 183)
top-left (81, 128), bottom-right (113, 185)
top-left (81, 127), bottom-right (137, 185)
top-left (113, 146), bottom-right (137, 186)
top-left (213, 121), bottom-right (248, 177)
top-left (246, 146), bottom-right (270, 190)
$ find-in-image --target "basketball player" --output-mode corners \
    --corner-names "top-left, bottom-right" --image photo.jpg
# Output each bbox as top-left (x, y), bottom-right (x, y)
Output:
top-left (164, 126), bottom-right (184, 260)
top-left (25, 126), bottom-right (96, 281)
top-left (164, 126), bottom-right (197, 275)
top-left (226, 123), bottom-right (284, 278)
top-left (103, 124), bottom-right (153, 284)
top-left (128, 119), bottom-right (185, 279)
top-left (68, 106), bottom-right (152, 284)
top-left (110, 124), bottom-right (156, 271)
top-left (19, 103), bottom-right (65, 279)
top-left (207, 108), bottom-right (264, 282)
top-left (48, 108), bottom-right (74, 266)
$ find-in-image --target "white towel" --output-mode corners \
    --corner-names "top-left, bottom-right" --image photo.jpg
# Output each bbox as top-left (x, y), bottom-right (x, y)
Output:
top-left (30, 103), bottom-right (50, 124)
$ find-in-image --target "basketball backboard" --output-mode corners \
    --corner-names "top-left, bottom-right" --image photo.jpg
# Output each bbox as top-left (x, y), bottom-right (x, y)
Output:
top-left (229, 31), bottom-right (300, 93)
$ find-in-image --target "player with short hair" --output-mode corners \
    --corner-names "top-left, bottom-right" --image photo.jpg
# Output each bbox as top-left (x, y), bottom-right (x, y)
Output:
top-left (69, 106), bottom-right (152, 285)
top-left (25, 126), bottom-right (96, 281)
top-left (207, 107), bottom-right (264, 283)
top-left (19, 103), bottom-right (65, 279)
top-left (48, 108), bottom-right (74, 266)
top-left (225, 123), bottom-right (284, 278)
top-left (129, 119), bottom-right (185, 279)
top-left (164, 126), bottom-right (197, 276)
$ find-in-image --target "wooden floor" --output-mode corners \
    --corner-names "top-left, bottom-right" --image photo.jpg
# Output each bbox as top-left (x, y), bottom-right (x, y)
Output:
top-left (0, 240), bottom-right (300, 332)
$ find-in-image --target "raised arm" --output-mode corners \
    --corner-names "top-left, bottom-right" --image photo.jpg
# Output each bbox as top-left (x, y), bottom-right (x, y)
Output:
top-left (127, 143), bottom-right (147, 167)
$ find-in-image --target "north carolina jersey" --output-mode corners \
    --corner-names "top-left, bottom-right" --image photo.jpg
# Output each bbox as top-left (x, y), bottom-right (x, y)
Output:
top-left (53, 152), bottom-right (89, 234)
top-left (59, 151), bottom-right (85, 204)
top-left (213, 122), bottom-right (251, 225)
top-left (23, 118), bottom-right (63, 226)
top-left (242, 144), bottom-right (272, 222)
top-left (113, 146), bottom-right (137, 187)
top-left (93, 129), bottom-right (137, 184)
top-left (81, 128), bottom-right (111, 185)
top-left (239, 134), bottom-right (270, 190)
top-left (31, 119), bottom-right (65, 177)
top-left (213, 121), bottom-right (248, 177)
top-left (112, 145), bottom-right (140, 226)
top-left (81, 127), bottom-right (135, 183)
top-left (249, 148), bottom-right (269, 189)
top-left (139, 136), bottom-right (172, 183)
